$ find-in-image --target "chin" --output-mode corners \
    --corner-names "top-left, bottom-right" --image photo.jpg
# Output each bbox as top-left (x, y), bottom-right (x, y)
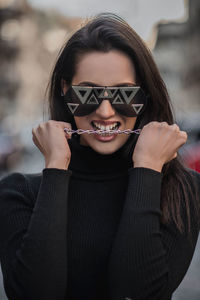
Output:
top-left (80, 134), bottom-right (129, 155)
top-left (88, 139), bottom-right (125, 155)
top-left (93, 146), bottom-right (117, 155)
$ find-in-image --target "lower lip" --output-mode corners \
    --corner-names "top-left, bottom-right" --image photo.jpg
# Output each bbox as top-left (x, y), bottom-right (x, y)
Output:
top-left (93, 132), bottom-right (118, 142)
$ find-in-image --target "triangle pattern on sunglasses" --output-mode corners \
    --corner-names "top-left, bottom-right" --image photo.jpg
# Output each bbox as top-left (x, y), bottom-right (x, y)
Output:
top-left (112, 94), bottom-right (124, 104)
top-left (120, 87), bottom-right (139, 104)
top-left (67, 103), bottom-right (79, 114)
top-left (72, 86), bottom-right (92, 104)
top-left (97, 88), bottom-right (114, 99)
top-left (93, 87), bottom-right (104, 98)
top-left (87, 95), bottom-right (99, 104)
top-left (132, 103), bottom-right (144, 114)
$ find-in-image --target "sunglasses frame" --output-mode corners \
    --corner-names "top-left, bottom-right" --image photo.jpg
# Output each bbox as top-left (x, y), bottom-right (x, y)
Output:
top-left (64, 85), bottom-right (148, 117)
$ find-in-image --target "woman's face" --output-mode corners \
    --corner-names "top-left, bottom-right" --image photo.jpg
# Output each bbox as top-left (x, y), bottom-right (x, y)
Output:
top-left (63, 49), bottom-right (137, 155)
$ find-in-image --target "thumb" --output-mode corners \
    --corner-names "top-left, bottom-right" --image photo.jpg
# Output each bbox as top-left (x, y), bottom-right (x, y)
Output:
top-left (57, 121), bottom-right (72, 139)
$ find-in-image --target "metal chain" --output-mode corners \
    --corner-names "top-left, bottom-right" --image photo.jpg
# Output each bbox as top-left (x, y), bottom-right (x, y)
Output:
top-left (64, 128), bottom-right (141, 135)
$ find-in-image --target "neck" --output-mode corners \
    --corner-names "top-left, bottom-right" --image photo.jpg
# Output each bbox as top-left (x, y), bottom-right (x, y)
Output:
top-left (67, 135), bottom-right (133, 179)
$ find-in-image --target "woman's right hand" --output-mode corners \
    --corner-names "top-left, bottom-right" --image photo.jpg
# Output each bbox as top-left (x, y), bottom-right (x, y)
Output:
top-left (32, 120), bottom-right (72, 170)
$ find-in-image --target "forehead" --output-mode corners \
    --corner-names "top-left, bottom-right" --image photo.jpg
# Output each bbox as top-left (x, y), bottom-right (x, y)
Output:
top-left (73, 49), bottom-right (136, 85)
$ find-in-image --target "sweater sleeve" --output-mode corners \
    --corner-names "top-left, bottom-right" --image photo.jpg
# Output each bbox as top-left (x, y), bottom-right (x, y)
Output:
top-left (107, 167), bottom-right (199, 300)
top-left (0, 168), bottom-right (71, 300)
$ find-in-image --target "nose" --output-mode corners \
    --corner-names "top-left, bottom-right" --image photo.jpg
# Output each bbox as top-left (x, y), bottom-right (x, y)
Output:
top-left (95, 100), bottom-right (116, 118)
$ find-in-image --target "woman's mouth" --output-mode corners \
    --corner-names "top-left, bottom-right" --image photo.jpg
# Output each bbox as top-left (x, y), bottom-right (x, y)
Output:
top-left (90, 121), bottom-right (121, 142)
top-left (91, 121), bottom-right (120, 136)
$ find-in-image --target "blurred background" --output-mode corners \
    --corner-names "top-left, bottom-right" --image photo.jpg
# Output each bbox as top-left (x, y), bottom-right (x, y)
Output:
top-left (0, 0), bottom-right (199, 299)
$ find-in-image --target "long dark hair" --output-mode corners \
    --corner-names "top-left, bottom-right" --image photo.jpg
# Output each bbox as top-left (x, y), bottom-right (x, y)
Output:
top-left (46, 12), bottom-right (200, 237)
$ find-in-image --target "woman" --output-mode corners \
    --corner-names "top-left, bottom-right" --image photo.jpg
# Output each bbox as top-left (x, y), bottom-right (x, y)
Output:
top-left (0, 13), bottom-right (200, 300)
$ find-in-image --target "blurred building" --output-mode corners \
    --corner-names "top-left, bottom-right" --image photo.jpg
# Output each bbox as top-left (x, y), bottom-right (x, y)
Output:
top-left (153, 0), bottom-right (200, 121)
top-left (0, 0), bottom-right (82, 128)
top-left (153, 0), bottom-right (200, 173)
top-left (0, 0), bottom-right (82, 174)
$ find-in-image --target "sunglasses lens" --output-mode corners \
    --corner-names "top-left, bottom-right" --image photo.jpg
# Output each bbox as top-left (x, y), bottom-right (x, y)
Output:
top-left (114, 105), bottom-right (137, 117)
top-left (74, 105), bottom-right (98, 116)
top-left (112, 88), bottom-right (146, 116)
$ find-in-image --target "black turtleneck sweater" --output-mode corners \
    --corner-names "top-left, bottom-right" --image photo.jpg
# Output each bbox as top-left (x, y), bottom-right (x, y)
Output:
top-left (0, 136), bottom-right (200, 300)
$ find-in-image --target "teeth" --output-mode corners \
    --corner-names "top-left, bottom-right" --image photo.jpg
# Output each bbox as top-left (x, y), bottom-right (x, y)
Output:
top-left (93, 122), bottom-right (118, 131)
top-left (92, 122), bottom-right (120, 136)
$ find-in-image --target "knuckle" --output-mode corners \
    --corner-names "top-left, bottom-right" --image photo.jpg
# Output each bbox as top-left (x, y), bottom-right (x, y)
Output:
top-left (46, 120), bottom-right (55, 127)
top-left (38, 124), bottom-right (43, 130)
top-left (66, 122), bottom-right (72, 129)
top-left (183, 131), bottom-right (188, 139)
top-left (32, 127), bottom-right (38, 134)
top-left (146, 121), bottom-right (158, 127)
top-left (171, 124), bottom-right (179, 130)
top-left (38, 121), bottom-right (45, 127)
top-left (160, 121), bottom-right (168, 127)
top-left (48, 119), bottom-right (55, 124)
top-left (179, 131), bottom-right (187, 142)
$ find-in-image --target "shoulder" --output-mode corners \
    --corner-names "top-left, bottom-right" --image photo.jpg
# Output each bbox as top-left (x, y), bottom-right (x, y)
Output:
top-left (0, 171), bottom-right (30, 191)
top-left (185, 167), bottom-right (200, 191)
top-left (189, 168), bottom-right (200, 181)
top-left (0, 171), bottom-right (42, 206)
top-left (183, 168), bottom-right (200, 231)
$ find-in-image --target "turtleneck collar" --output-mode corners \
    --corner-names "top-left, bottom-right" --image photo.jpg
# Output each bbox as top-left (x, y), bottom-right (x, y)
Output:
top-left (68, 135), bottom-right (133, 180)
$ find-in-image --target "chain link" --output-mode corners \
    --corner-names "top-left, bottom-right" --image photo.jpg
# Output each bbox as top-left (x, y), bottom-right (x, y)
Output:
top-left (64, 128), bottom-right (141, 135)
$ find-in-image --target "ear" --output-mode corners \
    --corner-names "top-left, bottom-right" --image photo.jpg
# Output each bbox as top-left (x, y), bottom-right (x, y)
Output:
top-left (61, 79), bottom-right (68, 95)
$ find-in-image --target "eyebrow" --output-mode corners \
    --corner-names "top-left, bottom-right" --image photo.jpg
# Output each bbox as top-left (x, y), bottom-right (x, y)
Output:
top-left (77, 81), bottom-right (136, 87)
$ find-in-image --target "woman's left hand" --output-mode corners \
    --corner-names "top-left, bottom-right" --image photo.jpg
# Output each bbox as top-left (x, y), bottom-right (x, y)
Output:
top-left (132, 121), bottom-right (187, 172)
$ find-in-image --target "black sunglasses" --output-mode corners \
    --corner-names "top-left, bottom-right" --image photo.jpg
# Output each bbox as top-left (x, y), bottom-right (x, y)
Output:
top-left (64, 85), bottom-right (148, 117)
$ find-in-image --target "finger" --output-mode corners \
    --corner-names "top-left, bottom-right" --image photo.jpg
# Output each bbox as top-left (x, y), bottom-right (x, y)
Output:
top-left (45, 120), bottom-right (71, 128)
top-left (160, 122), bottom-right (168, 126)
top-left (147, 121), bottom-right (159, 127)
top-left (54, 121), bottom-right (72, 129)
top-left (59, 122), bottom-right (72, 139)
top-left (56, 121), bottom-right (72, 135)
top-left (148, 121), bottom-right (169, 128)
top-left (32, 134), bottom-right (43, 153)
top-left (179, 131), bottom-right (188, 142)
top-left (46, 120), bottom-right (72, 139)
top-left (173, 131), bottom-right (187, 150)
top-left (64, 129), bottom-right (72, 139)
top-left (170, 124), bottom-right (180, 132)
